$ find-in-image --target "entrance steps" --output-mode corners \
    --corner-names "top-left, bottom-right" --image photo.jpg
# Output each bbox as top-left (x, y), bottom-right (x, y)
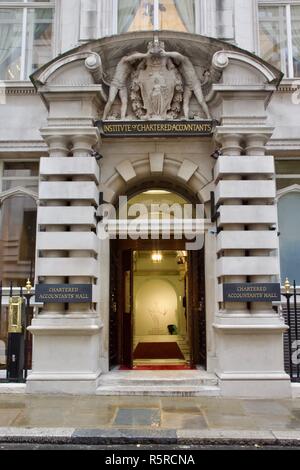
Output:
top-left (96, 370), bottom-right (220, 397)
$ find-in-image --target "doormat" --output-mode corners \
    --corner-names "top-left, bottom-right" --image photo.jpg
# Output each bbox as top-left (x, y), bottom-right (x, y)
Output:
top-left (133, 365), bottom-right (192, 371)
top-left (133, 342), bottom-right (185, 360)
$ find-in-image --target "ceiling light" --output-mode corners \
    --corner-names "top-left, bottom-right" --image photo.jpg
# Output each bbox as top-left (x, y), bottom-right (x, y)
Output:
top-left (151, 251), bottom-right (163, 263)
top-left (144, 190), bottom-right (171, 195)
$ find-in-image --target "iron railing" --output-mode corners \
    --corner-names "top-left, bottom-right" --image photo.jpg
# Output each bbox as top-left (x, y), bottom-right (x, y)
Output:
top-left (282, 280), bottom-right (300, 382)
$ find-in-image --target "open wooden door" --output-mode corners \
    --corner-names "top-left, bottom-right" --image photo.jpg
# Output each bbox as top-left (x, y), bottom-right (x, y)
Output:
top-left (121, 249), bottom-right (133, 368)
top-left (188, 248), bottom-right (206, 369)
top-left (109, 241), bottom-right (119, 369)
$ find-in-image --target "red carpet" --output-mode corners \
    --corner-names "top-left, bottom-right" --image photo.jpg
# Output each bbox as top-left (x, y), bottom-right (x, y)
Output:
top-left (133, 342), bottom-right (185, 360)
top-left (133, 365), bottom-right (192, 370)
top-left (120, 365), bottom-right (193, 371)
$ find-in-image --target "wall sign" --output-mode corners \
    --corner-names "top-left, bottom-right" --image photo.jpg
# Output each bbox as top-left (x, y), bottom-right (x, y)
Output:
top-left (35, 284), bottom-right (93, 303)
top-left (223, 283), bottom-right (281, 303)
top-left (96, 120), bottom-right (214, 137)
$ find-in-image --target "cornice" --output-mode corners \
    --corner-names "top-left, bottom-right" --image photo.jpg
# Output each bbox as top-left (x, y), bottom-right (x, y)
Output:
top-left (277, 79), bottom-right (300, 93)
top-left (0, 81), bottom-right (37, 96)
top-left (0, 141), bottom-right (47, 154)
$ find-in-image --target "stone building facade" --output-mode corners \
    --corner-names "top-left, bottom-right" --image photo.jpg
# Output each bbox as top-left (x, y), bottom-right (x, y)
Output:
top-left (0, 1), bottom-right (300, 397)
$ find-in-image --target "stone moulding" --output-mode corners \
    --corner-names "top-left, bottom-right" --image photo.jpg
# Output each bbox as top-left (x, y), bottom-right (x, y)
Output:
top-left (28, 324), bottom-right (103, 336)
top-left (213, 324), bottom-right (288, 335)
top-left (26, 371), bottom-right (102, 381)
top-left (212, 50), bottom-right (281, 84)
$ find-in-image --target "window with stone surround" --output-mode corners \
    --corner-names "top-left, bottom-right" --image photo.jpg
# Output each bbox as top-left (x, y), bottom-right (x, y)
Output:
top-left (258, 1), bottom-right (300, 77)
top-left (0, 0), bottom-right (55, 81)
top-left (117, 0), bottom-right (196, 33)
top-left (0, 161), bottom-right (39, 286)
top-left (80, 0), bottom-right (235, 43)
top-left (1, 161), bottom-right (39, 192)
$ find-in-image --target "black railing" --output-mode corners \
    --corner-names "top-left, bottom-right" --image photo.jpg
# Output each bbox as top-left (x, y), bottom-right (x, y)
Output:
top-left (282, 280), bottom-right (300, 382)
top-left (0, 281), bottom-right (34, 384)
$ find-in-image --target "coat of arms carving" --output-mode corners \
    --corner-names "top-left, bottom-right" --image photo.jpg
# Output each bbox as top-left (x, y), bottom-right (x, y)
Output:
top-left (101, 37), bottom-right (212, 121)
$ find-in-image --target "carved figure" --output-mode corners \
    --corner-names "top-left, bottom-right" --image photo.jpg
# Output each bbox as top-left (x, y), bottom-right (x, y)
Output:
top-left (163, 51), bottom-right (212, 120)
top-left (102, 51), bottom-right (150, 121)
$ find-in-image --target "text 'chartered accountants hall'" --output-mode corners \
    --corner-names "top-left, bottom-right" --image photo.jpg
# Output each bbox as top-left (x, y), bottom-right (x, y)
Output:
top-left (1, 0), bottom-right (300, 399)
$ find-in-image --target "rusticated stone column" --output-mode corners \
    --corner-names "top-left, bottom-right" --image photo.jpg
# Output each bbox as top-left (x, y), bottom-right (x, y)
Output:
top-left (245, 133), bottom-right (278, 315)
top-left (39, 135), bottom-right (68, 316)
top-left (215, 132), bottom-right (248, 314)
top-left (67, 134), bottom-right (99, 316)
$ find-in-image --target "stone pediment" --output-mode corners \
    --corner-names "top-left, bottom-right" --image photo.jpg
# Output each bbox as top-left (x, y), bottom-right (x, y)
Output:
top-left (31, 31), bottom-right (283, 120)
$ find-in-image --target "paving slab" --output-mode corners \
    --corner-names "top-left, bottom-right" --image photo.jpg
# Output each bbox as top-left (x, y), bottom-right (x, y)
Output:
top-left (242, 400), bottom-right (291, 416)
top-left (113, 408), bottom-right (161, 427)
top-left (0, 395), bottom-right (299, 446)
top-left (161, 411), bottom-right (208, 430)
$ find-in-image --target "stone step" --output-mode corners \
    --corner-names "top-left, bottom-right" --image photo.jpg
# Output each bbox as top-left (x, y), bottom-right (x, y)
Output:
top-left (99, 377), bottom-right (218, 387)
top-left (0, 383), bottom-right (26, 394)
top-left (97, 371), bottom-right (219, 396)
top-left (96, 385), bottom-right (221, 397)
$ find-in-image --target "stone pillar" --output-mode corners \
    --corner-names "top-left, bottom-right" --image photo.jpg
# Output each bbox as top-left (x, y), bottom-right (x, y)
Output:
top-left (245, 133), bottom-right (278, 315)
top-left (68, 135), bottom-right (98, 316)
top-left (40, 135), bottom-right (68, 317)
top-left (27, 126), bottom-right (102, 394)
top-left (217, 133), bottom-right (248, 314)
top-left (213, 124), bottom-right (290, 398)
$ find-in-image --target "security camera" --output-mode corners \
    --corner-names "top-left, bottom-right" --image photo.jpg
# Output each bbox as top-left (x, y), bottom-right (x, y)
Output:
top-left (91, 150), bottom-right (103, 161)
top-left (211, 149), bottom-right (222, 160)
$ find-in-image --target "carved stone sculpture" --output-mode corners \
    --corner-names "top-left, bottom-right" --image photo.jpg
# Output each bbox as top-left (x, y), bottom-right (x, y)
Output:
top-left (130, 40), bottom-right (183, 120)
top-left (102, 51), bottom-right (150, 121)
top-left (163, 51), bottom-right (212, 120)
top-left (101, 37), bottom-right (212, 121)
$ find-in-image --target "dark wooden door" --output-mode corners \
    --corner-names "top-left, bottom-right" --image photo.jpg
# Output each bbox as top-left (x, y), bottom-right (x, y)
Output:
top-left (109, 242), bottom-right (119, 369)
top-left (188, 248), bottom-right (206, 368)
top-left (121, 249), bottom-right (133, 368)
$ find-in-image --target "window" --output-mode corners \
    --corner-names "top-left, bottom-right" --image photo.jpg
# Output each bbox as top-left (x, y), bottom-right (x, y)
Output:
top-left (2, 161), bottom-right (39, 192)
top-left (278, 192), bottom-right (300, 284)
top-left (275, 159), bottom-right (300, 190)
top-left (0, 162), bottom-right (39, 283)
top-left (0, 0), bottom-right (55, 80)
top-left (259, 2), bottom-right (300, 78)
top-left (117, 0), bottom-right (196, 34)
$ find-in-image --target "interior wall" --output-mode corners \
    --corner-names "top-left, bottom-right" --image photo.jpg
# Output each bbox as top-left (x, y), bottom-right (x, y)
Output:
top-left (133, 252), bottom-right (186, 338)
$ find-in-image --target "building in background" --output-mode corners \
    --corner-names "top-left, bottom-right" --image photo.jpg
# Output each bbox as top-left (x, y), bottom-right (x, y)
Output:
top-left (0, 0), bottom-right (299, 397)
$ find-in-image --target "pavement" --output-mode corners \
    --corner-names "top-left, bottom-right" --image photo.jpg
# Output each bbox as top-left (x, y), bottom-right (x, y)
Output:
top-left (0, 395), bottom-right (300, 447)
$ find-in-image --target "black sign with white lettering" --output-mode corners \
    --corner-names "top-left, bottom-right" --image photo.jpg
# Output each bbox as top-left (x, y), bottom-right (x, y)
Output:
top-left (35, 284), bottom-right (93, 303)
top-left (96, 120), bottom-right (214, 137)
top-left (223, 283), bottom-right (281, 303)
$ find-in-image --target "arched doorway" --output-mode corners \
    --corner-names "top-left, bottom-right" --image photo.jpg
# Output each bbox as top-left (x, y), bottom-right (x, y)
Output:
top-left (108, 187), bottom-right (206, 371)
